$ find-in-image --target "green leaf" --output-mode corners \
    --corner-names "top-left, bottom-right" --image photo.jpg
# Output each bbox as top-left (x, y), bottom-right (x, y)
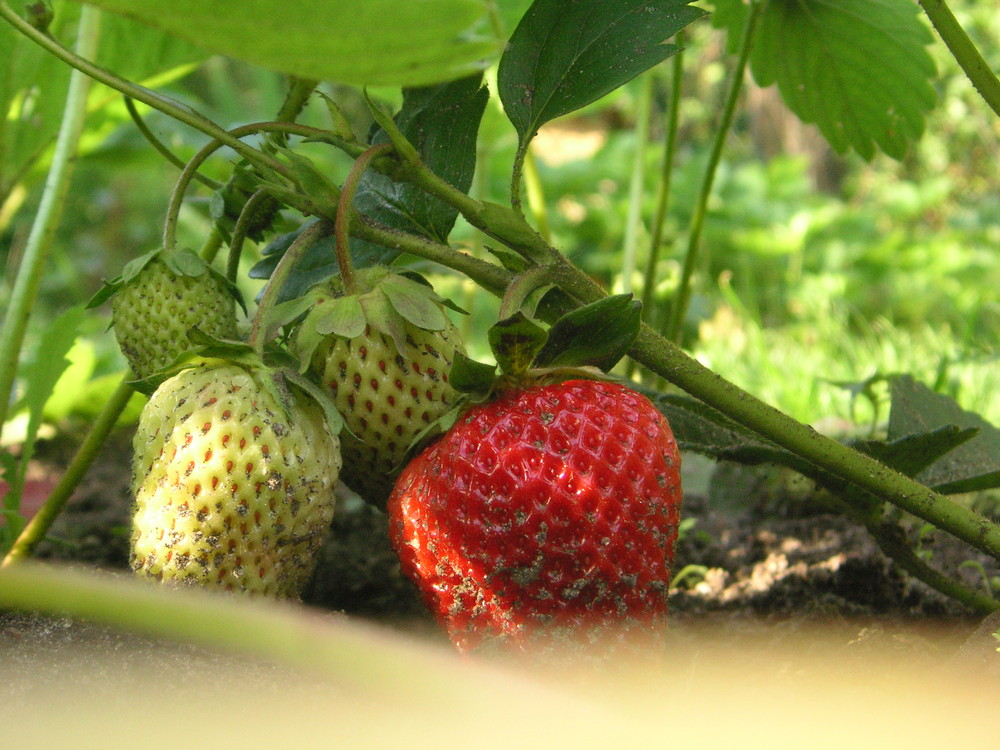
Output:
top-left (354, 77), bottom-right (490, 249)
top-left (488, 312), bottom-right (547, 377)
top-left (69, 0), bottom-right (501, 86)
top-left (746, 0), bottom-right (937, 160)
top-left (534, 295), bottom-right (641, 372)
top-left (380, 276), bottom-right (448, 332)
top-left (282, 369), bottom-right (345, 437)
top-left (887, 375), bottom-right (1000, 494)
top-left (313, 296), bottom-right (368, 340)
top-left (855, 425), bottom-right (979, 480)
top-left (497, 0), bottom-right (705, 145)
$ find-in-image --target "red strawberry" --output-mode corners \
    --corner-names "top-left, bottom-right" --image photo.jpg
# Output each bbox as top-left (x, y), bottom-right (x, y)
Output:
top-left (387, 378), bottom-right (682, 656)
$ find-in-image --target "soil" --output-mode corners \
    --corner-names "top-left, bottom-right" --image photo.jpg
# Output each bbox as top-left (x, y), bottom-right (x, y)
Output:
top-left (3, 430), bottom-right (1000, 673)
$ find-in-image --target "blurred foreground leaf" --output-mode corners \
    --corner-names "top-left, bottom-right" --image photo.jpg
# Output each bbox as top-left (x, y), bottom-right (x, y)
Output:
top-left (69, 0), bottom-right (501, 86)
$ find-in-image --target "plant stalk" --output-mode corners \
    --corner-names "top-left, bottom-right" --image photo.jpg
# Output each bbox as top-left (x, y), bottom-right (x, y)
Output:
top-left (161, 121), bottom-right (336, 252)
top-left (665, 0), bottom-right (761, 343)
top-left (0, 5), bottom-right (101, 438)
top-left (620, 73), bottom-right (654, 296)
top-left (247, 220), bottom-right (331, 353)
top-left (643, 37), bottom-right (685, 333)
top-left (123, 97), bottom-right (222, 189)
top-left (336, 143), bottom-right (394, 294)
top-left (226, 189), bottom-right (276, 284)
top-left (625, 320), bottom-right (1000, 562)
top-left (917, 0), bottom-right (1000, 119)
top-left (1, 378), bottom-right (135, 568)
top-left (522, 147), bottom-right (551, 243)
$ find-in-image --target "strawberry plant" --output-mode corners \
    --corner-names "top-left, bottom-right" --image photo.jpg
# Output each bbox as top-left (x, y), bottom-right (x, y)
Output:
top-left (0, 0), bottom-right (998, 670)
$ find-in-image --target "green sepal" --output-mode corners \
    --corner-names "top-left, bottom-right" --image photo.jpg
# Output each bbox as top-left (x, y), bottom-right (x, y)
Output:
top-left (128, 331), bottom-right (261, 395)
top-left (395, 269), bottom-right (469, 315)
top-left (449, 351), bottom-right (498, 398)
top-left (86, 246), bottom-right (246, 314)
top-left (534, 294), bottom-right (641, 372)
top-left (86, 247), bottom-right (162, 308)
top-left (262, 295), bottom-right (317, 340)
top-left (120, 247), bottom-right (163, 284)
top-left (363, 88), bottom-right (421, 167)
top-left (488, 311), bottom-right (548, 378)
top-left (280, 367), bottom-right (345, 436)
top-left (317, 91), bottom-right (357, 143)
top-left (163, 247), bottom-right (208, 277)
top-left (381, 273), bottom-right (448, 331)
top-left (165, 248), bottom-right (248, 316)
top-left (276, 147), bottom-right (341, 213)
top-left (293, 267), bottom-right (461, 370)
top-left (358, 288), bottom-right (410, 357)
top-left (313, 295), bottom-right (367, 339)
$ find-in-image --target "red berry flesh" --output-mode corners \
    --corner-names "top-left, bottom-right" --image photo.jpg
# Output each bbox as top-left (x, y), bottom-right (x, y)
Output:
top-left (387, 379), bottom-right (682, 655)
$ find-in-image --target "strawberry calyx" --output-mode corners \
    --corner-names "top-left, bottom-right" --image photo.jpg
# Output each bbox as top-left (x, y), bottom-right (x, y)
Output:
top-left (292, 265), bottom-right (464, 369)
top-left (452, 293), bottom-right (643, 397)
top-left (411, 294), bottom-right (643, 464)
top-left (131, 334), bottom-right (344, 439)
top-left (87, 246), bottom-right (245, 313)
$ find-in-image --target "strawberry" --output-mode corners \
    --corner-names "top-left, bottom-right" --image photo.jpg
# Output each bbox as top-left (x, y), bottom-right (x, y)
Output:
top-left (294, 267), bottom-right (464, 506)
top-left (129, 359), bottom-right (341, 597)
top-left (90, 248), bottom-right (242, 380)
top-left (387, 378), bottom-right (682, 655)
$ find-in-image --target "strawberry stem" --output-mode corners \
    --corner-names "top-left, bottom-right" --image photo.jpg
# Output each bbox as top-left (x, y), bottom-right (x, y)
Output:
top-left (227, 188), bottom-right (278, 284)
top-left (498, 265), bottom-right (556, 320)
top-left (335, 142), bottom-right (395, 295)
top-left (248, 219), bottom-right (331, 355)
top-left (123, 96), bottom-right (223, 190)
top-left (162, 121), bottom-right (341, 253)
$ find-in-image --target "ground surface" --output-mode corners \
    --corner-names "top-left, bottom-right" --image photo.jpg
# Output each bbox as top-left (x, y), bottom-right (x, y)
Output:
top-left (4, 429), bottom-right (1000, 671)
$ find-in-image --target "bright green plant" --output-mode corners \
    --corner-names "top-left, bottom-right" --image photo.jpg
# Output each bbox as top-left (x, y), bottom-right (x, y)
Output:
top-left (0, 0), bottom-right (999, 658)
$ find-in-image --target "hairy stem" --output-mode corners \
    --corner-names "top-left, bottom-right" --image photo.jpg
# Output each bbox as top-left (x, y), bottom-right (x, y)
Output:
top-left (620, 72), bottom-right (654, 296)
top-left (161, 121), bottom-right (336, 252)
top-left (273, 78), bottom-right (320, 142)
top-left (123, 97), bottom-right (222, 189)
top-left (643, 37), bottom-right (685, 334)
top-left (625, 321), bottom-right (1000, 562)
top-left (917, 0), bottom-right (1000, 119)
top-left (522, 147), bottom-right (551, 243)
top-left (226, 189), bottom-right (277, 284)
top-left (1, 379), bottom-right (135, 568)
top-left (352, 217), bottom-right (512, 296)
top-left (0, 6), bottom-right (101, 437)
top-left (868, 521), bottom-right (999, 612)
top-left (666, 0), bottom-right (761, 343)
top-left (336, 143), bottom-right (394, 294)
top-left (248, 220), bottom-right (331, 353)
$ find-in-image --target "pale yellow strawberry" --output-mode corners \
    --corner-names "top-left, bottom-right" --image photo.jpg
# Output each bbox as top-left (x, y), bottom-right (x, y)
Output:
top-left (130, 361), bottom-right (341, 597)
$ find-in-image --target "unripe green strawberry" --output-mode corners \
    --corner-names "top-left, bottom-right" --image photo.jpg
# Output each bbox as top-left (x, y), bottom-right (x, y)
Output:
top-left (294, 267), bottom-right (464, 506)
top-left (130, 360), bottom-right (341, 597)
top-left (92, 248), bottom-right (240, 380)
